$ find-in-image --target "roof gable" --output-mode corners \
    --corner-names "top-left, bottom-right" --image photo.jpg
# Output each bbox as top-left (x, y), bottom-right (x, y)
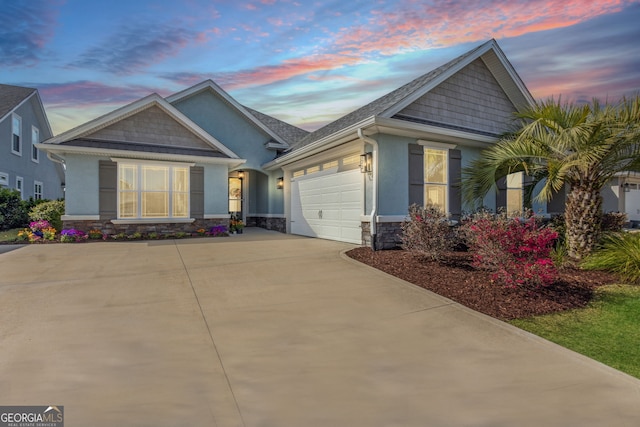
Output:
top-left (167, 80), bottom-right (293, 148)
top-left (288, 39), bottom-right (533, 151)
top-left (45, 93), bottom-right (239, 158)
top-left (85, 105), bottom-right (216, 151)
top-left (0, 84), bottom-right (36, 121)
top-left (394, 58), bottom-right (518, 136)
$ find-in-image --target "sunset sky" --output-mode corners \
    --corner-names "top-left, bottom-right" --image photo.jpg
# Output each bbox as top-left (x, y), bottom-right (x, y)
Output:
top-left (2, 0), bottom-right (639, 134)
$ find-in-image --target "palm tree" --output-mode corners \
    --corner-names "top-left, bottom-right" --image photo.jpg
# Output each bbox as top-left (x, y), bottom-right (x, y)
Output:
top-left (462, 96), bottom-right (640, 260)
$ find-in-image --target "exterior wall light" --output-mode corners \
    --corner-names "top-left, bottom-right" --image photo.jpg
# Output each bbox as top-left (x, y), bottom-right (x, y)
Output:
top-left (237, 170), bottom-right (245, 179)
top-left (360, 152), bottom-right (373, 173)
top-left (277, 177), bottom-right (284, 189)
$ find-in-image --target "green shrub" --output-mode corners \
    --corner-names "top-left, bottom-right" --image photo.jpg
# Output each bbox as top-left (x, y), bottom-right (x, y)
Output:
top-left (582, 232), bottom-right (640, 284)
top-left (29, 200), bottom-right (65, 231)
top-left (401, 204), bottom-right (454, 261)
top-left (0, 189), bottom-right (29, 230)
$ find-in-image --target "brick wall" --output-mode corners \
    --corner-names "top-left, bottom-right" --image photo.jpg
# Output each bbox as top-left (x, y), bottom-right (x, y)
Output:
top-left (62, 218), bottom-right (229, 236)
top-left (246, 216), bottom-right (286, 233)
top-left (361, 221), bottom-right (403, 250)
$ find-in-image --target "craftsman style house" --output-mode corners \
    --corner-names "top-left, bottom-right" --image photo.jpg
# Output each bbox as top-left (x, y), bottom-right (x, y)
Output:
top-left (39, 39), bottom-right (547, 247)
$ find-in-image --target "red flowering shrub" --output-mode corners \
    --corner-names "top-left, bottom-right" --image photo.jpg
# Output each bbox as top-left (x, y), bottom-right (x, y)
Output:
top-left (401, 204), bottom-right (454, 261)
top-left (462, 212), bottom-right (558, 288)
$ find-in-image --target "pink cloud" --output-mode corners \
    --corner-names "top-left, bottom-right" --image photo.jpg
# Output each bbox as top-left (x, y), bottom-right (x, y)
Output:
top-left (219, 0), bottom-right (632, 91)
top-left (39, 81), bottom-right (159, 107)
top-left (331, 0), bottom-right (630, 56)
top-left (212, 53), bottom-right (364, 89)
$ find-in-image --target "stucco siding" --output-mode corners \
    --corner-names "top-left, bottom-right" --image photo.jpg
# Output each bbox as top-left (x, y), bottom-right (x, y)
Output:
top-left (396, 58), bottom-right (517, 135)
top-left (64, 154), bottom-right (101, 215)
top-left (203, 164), bottom-right (229, 215)
top-left (376, 134), bottom-right (411, 216)
top-left (268, 171), bottom-right (285, 215)
top-left (171, 90), bottom-right (274, 168)
top-left (88, 105), bottom-right (216, 151)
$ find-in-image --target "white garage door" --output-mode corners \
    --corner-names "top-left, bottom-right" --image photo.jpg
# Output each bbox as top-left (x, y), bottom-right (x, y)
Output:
top-left (291, 169), bottom-right (363, 244)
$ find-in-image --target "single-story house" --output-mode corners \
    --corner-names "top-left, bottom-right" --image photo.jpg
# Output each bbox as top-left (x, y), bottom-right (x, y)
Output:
top-left (42, 39), bottom-right (628, 247)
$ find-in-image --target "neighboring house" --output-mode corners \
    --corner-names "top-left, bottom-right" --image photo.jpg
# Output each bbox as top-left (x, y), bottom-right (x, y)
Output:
top-left (0, 84), bottom-right (64, 200)
top-left (38, 39), bottom-right (548, 246)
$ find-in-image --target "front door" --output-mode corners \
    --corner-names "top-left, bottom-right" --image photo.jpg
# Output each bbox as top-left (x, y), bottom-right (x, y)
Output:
top-left (229, 177), bottom-right (243, 218)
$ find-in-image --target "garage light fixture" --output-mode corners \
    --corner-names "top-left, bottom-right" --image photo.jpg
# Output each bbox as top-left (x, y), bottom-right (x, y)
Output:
top-left (360, 152), bottom-right (373, 174)
top-left (237, 170), bottom-right (245, 179)
top-left (277, 177), bottom-right (284, 189)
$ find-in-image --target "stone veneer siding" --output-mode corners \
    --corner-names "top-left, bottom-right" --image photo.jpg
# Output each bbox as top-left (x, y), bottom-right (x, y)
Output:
top-left (62, 218), bottom-right (229, 236)
top-left (361, 221), bottom-right (403, 250)
top-left (246, 216), bottom-right (286, 233)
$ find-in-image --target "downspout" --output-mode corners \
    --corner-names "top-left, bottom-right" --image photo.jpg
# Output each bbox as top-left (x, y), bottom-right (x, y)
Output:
top-left (357, 128), bottom-right (378, 250)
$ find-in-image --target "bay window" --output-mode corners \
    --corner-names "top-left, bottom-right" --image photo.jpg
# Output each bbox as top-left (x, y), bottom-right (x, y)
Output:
top-left (118, 162), bottom-right (190, 219)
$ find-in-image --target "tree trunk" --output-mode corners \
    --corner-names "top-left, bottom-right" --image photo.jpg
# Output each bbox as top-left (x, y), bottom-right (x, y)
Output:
top-left (565, 184), bottom-right (602, 260)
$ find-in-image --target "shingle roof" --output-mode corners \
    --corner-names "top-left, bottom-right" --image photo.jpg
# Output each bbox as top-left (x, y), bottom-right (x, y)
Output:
top-left (287, 41), bottom-right (489, 152)
top-left (0, 83), bottom-right (36, 121)
top-left (243, 106), bottom-right (309, 146)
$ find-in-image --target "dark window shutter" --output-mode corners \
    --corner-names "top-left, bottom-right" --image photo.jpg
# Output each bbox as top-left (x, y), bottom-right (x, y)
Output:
top-left (496, 176), bottom-right (507, 211)
top-left (99, 160), bottom-right (117, 219)
top-left (448, 149), bottom-right (462, 220)
top-left (190, 166), bottom-right (204, 219)
top-left (408, 144), bottom-right (424, 206)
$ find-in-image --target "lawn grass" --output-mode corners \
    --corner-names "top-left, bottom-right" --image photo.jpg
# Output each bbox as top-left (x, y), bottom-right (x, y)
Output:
top-left (511, 284), bottom-right (640, 379)
top-left (0, 228), bottom-right (22, 242)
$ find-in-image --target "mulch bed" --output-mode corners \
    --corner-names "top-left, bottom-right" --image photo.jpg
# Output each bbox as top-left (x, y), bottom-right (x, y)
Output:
top-left (346, 247), bottom-right (619, 321)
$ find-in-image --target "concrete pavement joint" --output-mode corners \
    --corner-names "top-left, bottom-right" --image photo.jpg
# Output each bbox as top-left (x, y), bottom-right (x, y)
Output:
top-left (173, 241), bottom-right (246, 427)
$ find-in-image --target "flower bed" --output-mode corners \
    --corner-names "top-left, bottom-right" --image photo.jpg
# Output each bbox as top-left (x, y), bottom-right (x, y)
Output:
top-left (9, 224), bottom-right (230, 243)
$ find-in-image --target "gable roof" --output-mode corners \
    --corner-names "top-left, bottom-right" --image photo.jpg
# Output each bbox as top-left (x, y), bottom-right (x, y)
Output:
top-left (43, 93), bottom-right (239, 159)
top-left (0, 84), bottom-right (35, 120)
top-left (0, 84), bottom-right (53, 137)
top-left (166, 79), bottom-right (296, 149)
top-left (287, 39), bottom-right (534, 152)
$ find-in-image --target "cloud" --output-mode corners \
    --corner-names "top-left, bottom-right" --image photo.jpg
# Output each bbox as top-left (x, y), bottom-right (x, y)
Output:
top-left (37, 81), bottom-right (158, 107)
top-left (0, 0), bottom-right (60, 66)
top-left (68, 23), bottom-right (201, 75)
top-left (500, 4), bottom-right (640, 102)
top-left (331, 0), bottom-right (631, 57)
top-left (175, 0), bottom-right (633, 93)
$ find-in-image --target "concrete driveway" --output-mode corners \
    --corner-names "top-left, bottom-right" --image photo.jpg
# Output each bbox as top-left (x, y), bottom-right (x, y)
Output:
top-left (1, 229), bottom-right (639, 426)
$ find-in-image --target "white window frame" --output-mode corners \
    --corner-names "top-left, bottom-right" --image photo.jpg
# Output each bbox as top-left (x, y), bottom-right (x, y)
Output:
top-left (34, 181), bottom-right (43, 200)
top-left (423, 146), bottom-right (449, 213)
top-left (16, 176), bottom-right (24, 199)
top-left (116, 160), bottom-right (191, 220)
top-left (12, 113), bottom-right (22, 156)
top-left (31, 126), bottom-right (40, 163)
top-left (506, 172), bottom-right (524, 216)
top-left (0, 172), bottom-right (8, 188)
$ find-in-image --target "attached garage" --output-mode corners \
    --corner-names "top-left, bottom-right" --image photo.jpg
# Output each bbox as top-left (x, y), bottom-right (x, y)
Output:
top-left (290, 157), bottom-right (363, 244)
